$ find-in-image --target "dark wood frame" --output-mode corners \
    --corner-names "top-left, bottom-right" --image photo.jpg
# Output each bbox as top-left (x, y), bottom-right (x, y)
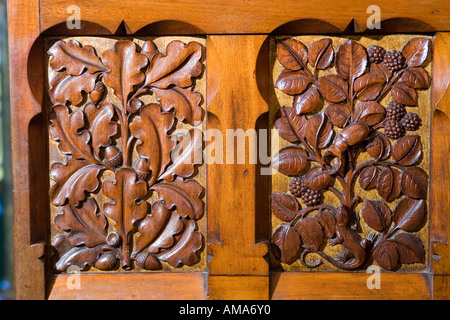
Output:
top-left (7, 0), bottom-right (450, 299)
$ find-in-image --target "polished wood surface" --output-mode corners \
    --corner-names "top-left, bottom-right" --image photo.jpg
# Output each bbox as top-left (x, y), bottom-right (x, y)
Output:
top-left (8, 0), bottom-right (47, 300)
top-left (48, 272), bottom-right (207, 300)
top-left (430, 32), bottom-right (450, 299)
top-left (270, 272), bottom-right (432, 299)
top-left (39, 0), bottom-right (450, 34)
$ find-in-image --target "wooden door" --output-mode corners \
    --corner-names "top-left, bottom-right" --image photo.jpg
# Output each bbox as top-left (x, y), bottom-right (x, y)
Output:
top-left (8, 0), bottom-right (450, 300)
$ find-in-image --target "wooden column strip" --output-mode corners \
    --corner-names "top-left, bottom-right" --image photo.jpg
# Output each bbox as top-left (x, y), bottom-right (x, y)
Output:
top-left (430, 32), bottom-right (450, 299)
top-left (8, 0), bottom-right (47, 300)
top-left (206, 35), bottom-right (270, 299)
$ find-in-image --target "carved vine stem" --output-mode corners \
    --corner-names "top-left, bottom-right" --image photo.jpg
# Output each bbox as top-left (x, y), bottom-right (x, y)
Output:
top-left (272, 37), bottom-right (430, 271)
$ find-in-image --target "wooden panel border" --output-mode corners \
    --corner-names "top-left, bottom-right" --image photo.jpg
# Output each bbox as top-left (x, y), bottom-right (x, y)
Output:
top-left (47, 273), bottom-right (207, 300)
top-left (430, 32), bottom-right (450, 299)
top-left (38, 0), bottom-right (450, 35)
top-left (270, 272), bottom-right (432, 299)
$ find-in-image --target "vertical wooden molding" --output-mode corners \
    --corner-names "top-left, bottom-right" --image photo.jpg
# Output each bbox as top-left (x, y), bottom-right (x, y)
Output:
top-left (206, 35), bottom-right (269, 299)
top-left (8, 0), bottom-right (46, 299)
top-left (430, 32), bottom-right (450, 299)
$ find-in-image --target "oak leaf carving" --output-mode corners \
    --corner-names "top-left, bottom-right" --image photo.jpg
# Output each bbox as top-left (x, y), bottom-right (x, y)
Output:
top-left (101, 40), bottom-right (148, 105)
top-left (145, 40), bottom-right (203, 89)
top-left (54, 197), bottom-right (108, 248)
top-left (48, 39), bottom-right (107, 75)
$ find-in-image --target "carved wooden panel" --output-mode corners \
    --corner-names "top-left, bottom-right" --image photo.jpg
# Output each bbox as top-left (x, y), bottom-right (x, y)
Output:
top-left (270, 35), bottom-right (431, 272)
top-left (46, 37), bottom-right (206, 272)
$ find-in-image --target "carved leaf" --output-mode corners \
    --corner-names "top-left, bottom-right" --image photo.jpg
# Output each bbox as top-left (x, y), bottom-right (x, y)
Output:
top-left (305, 113), bottom-right (333, 149)
top-left (361, 200), bottom-right (392, 232)
top-left (353, 101), bottom-right (385, 126)
top-left (141, 40), bottom-right (159, 61)
top-left (324, 104), bottom-right (350, 128)
top-left (304, 166), bottom-right (331, 191)
top-left (374, 241), bottom-right (399, 271)
top-left (48, 39), bottom-right (107, 75)
top-left (272, 225), bottom-right (302, 264)
top-left (273, 146), bottom-right (308, 176)
top-left (401, 37), bottom-right (430, 68)
top-left (293, 87), bottom-right (320, 114)
top-left (317, 74), bottom-right (348, 103)
top-left (315, 209), bottom-right (336, 238)
top-left (134, 201), bottom-right (184, 254)
top-left (275, 69), bottom-right (311, 95)
top-left (55, 246), bottom-right (102, 272)
top-left (275, 106), bottom-right (307, 142)
top-left (156, 219), bottom-right (203, 267)
top-left (370, 63), bottom-right (392, 82)
top-left (276, 39), bottom-right (308, 71)
top-left (48, 69), bottom-right (98, 105)
top-left (152, 86), bottom-right (203, 125)
top-left (49, 105), bottom-right (93, 160)
top-left (145, 40), bottom-right (203, 89)
top-left (160, 128), bottom-right (203, 181)
top-left (376, 168), bottom-right (402, 202)
top-left (129, 104), bottom-right (175, 184)
top-left (358, 165), bottom-right (380, 190)
top-left (391, 233), bottom-right (425, 264)
top-left (50, 159), bottom-right (103, 207)
top-left (54, 198), bottom-right (107, 247)
top-left (101, 40), bottom-right (148, 104)
top-left (295, 217), bottom-right (324, 251)
top-left (401, 167), bottom-right (428, 199)
top-left (391, 82), bottom-right (417, 106)
top-left (401, 67), bottom-right (430, 89)
top-left (151, 177), bottom-right (203, 220)
top-left (103, 168), bottom-right (149, 243)
top-left (308, 38), bottom-right (334, 70)
top-left (145, 211), bottom-right (184, 254)
top-left (393, 197), bottom-right (426, 232)
top-left (84, 102), bottom-right (117, 160)
top-left (335, 40), bottom-right (367, 81)
top-left (354, 73), bottom-right (385, 101)
top-left (392, 135), bottom-right (422, 166)
top-left (271, 193), bottom-right (300, 222)
top-left (366, 132), bottom-right (391, 160)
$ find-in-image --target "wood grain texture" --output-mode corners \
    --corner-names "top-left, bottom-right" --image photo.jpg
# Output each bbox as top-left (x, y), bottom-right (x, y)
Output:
top-left (433, 275), bottom-right (450, 300)
top-left (48, 272), bottom-right (207, 300)
top-left (270, 272), bottom-right (431, 299)
top-left (206, 35), bottom-right (269, 280)
top-left (8, 0), bottom-right (47, 300)
top-left (39, 0), bottom-right (450, 34)
top-left (208, 276), bottom-right (269, 300)
top-left (430, 33), bottom-right (450, 288)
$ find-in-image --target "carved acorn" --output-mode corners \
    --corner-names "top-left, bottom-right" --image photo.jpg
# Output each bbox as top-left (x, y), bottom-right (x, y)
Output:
top-left (328, 122), bottom-right (370, 157)
top-left (106, 231), bottom-right (121, 247)
top-left (104, 146), bottom-right (123, 167)
top-left (89, 81), bottom-right (106, 104)
top-left (128, 98), bottom-right (144, 112)
top-left (135, 158), bottom-right (150, 181)
top-left (95, 252), bottom-right (118, 271)
top-left (135, 252), bottom-right (161, 270)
